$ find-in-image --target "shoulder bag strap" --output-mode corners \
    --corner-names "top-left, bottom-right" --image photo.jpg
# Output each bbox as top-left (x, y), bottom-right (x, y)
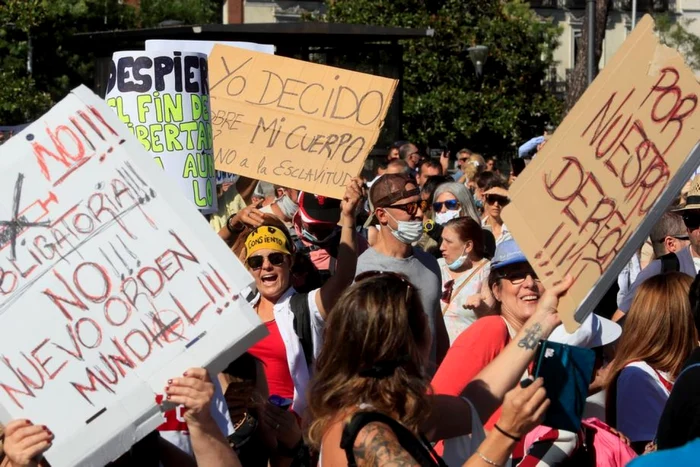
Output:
top-left (289, 292), bottom-right (313, 371)
top-left (340, 411), bottom-right (444, 467)
top-left (443, 259), bottom-right (487, 314)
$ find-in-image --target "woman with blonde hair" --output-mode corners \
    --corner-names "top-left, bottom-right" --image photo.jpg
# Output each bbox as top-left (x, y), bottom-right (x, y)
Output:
top-left (606, 272), bottom-right (698, 454)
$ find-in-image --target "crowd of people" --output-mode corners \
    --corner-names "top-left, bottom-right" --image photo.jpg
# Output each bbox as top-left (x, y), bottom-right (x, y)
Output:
top-left (3, 138), bottom-right (700, 467)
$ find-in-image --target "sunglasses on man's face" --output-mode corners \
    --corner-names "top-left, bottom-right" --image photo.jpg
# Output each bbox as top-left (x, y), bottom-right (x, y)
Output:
top-left (433, 199), bottom-right (460, 212)
top-left (247, 252), bottom-right (287, 270)
top-left (498, 267), bottom-right (540, 285)
top-left (485, 194), bottom-right (510, 206)
top-left (386, 200), bottom-right (427, 216)
top-left (458, 157), bottom-right (469, 163)
top-left (683, 213), bottom-right (700, 231)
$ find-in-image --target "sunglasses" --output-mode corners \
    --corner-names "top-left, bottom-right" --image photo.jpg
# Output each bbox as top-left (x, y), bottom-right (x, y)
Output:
top-left (458, 157), bottom-right (469, 163)
top-left (433, 199), bottom-right (460, 211)
top-left (246, 252), bottom-right (287, 270)
top-left (498, 267), bottom-right (540, 285)
top-left (683, 213), bottom-right (700, 230)
top-left (356, 270), bottom-right (413, 300)
top-left (386, 200), bottom-right (427, 216)
top-left (485, 194), bottom-right (510, 206)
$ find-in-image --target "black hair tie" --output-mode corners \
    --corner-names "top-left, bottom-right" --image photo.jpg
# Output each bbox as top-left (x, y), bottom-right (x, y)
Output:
top-left (359, 356), bottom-right (411, 379)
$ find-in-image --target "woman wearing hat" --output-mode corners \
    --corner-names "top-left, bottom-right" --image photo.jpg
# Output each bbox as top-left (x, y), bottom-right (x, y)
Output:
top-left (432, 239), bottom-right (621, 462)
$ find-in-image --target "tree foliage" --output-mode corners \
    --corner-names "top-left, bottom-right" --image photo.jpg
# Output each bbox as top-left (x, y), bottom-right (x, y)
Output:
top-left (0, 0), bottom-right (220, 125)
top-left (655, 13), bottom-right (700, 72)
top-left (318, 0), bottom-right (563, 157)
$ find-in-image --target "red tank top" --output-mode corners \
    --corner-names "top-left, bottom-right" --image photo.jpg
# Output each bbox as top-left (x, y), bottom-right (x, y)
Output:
top-left (248, 320), bottom-right (295, 399)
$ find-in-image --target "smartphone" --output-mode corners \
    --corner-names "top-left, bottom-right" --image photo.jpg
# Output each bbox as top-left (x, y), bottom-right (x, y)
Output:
top-left (269, 394), bottom-right (293, 410)
top-left (533, 340), bottom-right (596, 432)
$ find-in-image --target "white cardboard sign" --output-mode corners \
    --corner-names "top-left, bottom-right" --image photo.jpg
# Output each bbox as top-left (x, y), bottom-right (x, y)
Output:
top-left (0, 85), bottom-right (265, 466)
top-left (105, 51), bottom-right (218, 214)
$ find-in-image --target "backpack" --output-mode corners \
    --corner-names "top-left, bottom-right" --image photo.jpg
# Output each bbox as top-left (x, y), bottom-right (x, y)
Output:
top-left (340, 411), bottom-right (447, 467)
top-left (289, 292), bottom-right (314, 371)
top-left (576, 418), bottom-right (637, 467)
top-left (660, 252), bottom-right (680, 273)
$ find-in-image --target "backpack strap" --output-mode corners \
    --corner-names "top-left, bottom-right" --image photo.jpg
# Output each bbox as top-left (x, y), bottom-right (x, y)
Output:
top-left (289, 292), bottom-right (314, 372)
top-left (660, 252), bottom-right (680, 274)
top-left (340, 411), bottom-right (446, 467)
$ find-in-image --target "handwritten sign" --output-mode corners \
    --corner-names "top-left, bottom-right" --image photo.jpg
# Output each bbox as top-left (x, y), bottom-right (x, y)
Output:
top-left (145, 40), bottom-right (275, 186)
top-left (503, 15), bottom-right (700, 331)
top-left (0, 86), bottom-right (265, 466)
top-left (208, 45), bottom-right (398, 199)
top-left (105, 51), bottom-right (218, 214)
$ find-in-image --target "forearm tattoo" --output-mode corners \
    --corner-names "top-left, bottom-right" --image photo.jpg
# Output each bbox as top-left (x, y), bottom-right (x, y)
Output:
top-left (353, 423), bottom-right (420, 467)
top-left (518, 322), bottom-right (543, 350)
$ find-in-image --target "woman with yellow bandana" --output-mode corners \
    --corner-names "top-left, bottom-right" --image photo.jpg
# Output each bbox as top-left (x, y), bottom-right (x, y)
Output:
top-left (221, 179), bottom-right (363, 424)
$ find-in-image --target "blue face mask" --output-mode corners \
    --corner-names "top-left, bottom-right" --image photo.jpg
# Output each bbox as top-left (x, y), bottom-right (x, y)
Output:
top-left (447, 246), bottom-right (468, 271)
top-left (474, 198), bottom-right (484, 210)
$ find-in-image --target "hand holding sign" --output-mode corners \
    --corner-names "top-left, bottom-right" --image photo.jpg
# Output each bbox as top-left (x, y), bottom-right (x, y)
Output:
top-left (3, 419), bottom-right (54, 467)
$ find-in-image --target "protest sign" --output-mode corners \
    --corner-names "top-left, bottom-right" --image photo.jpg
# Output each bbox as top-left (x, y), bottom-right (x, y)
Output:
top-left (146, 40), bottom-right (274, 186)
top-left (105, 51), bottom-right (218, 214)
top-left (208, 45), bottom-right (398, 199)
top-left (503, 15), bottom-right (700, 331)
top-left (0, 85), bottom-right (265, 466)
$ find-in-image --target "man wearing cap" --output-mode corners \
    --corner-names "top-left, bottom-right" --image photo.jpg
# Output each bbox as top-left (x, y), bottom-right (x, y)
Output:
top-left (357, 173), bottom-right (449, 368)
top-left (612, 188), bottom-right (700, 322)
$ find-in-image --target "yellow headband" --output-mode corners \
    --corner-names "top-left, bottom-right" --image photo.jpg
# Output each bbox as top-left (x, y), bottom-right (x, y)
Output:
top-left (245, 226), bottom-right (291, 259)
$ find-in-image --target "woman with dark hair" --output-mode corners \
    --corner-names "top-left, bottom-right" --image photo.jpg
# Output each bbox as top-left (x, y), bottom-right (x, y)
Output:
top-left (308, 270), bottom-right (576, 466)
top-left (438, 217), bottom-right (493, 342)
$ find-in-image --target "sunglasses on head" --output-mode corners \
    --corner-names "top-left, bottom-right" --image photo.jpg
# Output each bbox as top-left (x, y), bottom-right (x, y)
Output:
top-left (498, 267), bottom-right (540, 285)
top-left (485, 194), bottom-right (510, 206)
top-left (386, 200), bottom-right (427, 216)
top-left (246, 252), bottom-right (287, 270)
top-left (433, 199), bottom-right (460, 211)
top-left (683, 213), bottom-right (700, 230)
top-left (356, 270), bottom-right (413, 300)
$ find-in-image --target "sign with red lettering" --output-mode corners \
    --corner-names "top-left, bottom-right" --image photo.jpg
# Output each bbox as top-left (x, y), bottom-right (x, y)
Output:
top-left (0, 86), bottom-right (265, 466)
top-left (503, 15), bottom-right (700, 331)
top-left (208, 45), bottom-right (398, 199)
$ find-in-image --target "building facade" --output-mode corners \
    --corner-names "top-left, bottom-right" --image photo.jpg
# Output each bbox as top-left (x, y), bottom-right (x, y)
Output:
top-left (533, 1), bottom-right (700, 91)
top-left (222, 0), bottom-right (324, 24)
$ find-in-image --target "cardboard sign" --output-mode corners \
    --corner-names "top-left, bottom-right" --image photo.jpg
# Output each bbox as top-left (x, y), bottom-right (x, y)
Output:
top-left (105, 51), bottom-right (218, 214)
top-left (209, 45), bottom-right (398, 199)
top-left (503, 15), bottom-right (700, 331)
top-left (145, 40), bottom-right (275, 186)
top-left (0, 86), bottom-right (265, 466)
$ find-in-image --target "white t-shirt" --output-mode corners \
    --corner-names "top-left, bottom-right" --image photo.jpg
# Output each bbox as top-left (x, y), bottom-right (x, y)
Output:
top-left (693, 255), bottom-right (700, 273)
top-left (615, 361), bottom-right (672, 443)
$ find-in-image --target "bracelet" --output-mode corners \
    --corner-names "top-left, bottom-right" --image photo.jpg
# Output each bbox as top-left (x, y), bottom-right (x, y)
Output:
top-left (226, 215), bottom-right (245, 235)
top-left (476, 451), bottom-right (503, 466)
top-left (494, 424), bottom-right (521, 441)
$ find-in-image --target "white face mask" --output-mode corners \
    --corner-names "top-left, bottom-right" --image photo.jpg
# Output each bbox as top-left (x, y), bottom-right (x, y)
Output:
top-left (385, 211), bottom-right (423, 244)
top-left (435, 210), bottom-right (460, 225)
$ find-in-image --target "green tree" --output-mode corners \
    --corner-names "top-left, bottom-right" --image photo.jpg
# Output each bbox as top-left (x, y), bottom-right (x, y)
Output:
top-left (318, 0), bottom-right (563, 157)
top-left (655, 13), bottom-right (700, 72)
top-left (0, 0), bottom-right (221, 126)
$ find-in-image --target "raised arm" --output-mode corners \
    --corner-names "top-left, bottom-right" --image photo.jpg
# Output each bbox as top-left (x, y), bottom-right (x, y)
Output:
top-left (166, 368), bottom-right (241, 467)
top-left (315, 179), bottom-right (362, 318)
top-left (464, 275), bottom-right (573, 424)
top-left (236, 176), bottom-right (259, 206)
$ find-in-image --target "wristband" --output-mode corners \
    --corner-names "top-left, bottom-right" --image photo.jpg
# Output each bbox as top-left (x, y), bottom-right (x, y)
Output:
top-left (226, 215), bottom-right (245, 235)
top-left (494, 424), bottom-right (521, 441)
